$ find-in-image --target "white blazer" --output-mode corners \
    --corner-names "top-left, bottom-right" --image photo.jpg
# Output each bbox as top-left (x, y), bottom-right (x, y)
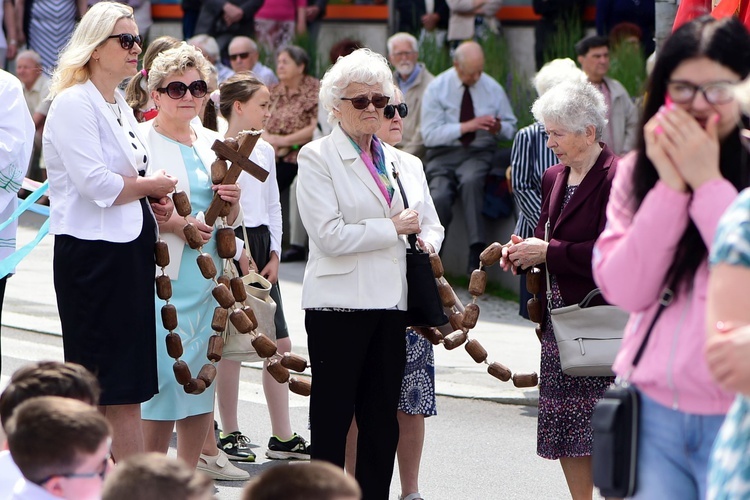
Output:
top-left (296, 125), bottom-right (444, 310)
top-left (44, 80), bottom-right (151, 242)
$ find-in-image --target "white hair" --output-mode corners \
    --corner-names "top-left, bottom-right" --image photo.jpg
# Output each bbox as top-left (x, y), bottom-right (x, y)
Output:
top-left (532, 79), bottom-right (607, 139)
top-left (319, 48), bottom-right (395, 126)
top-left (188, 34), bottom-right (220, 62)
top-left (387, 32), bottom-right (418, 55)
top-left (532, 58), bottom-right (586, 97)
top-left (16, 49), bottom-right (42, 65)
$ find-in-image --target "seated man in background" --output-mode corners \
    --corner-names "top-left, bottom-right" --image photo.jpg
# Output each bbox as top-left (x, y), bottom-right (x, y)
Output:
top-left (421, 40), bottom-right (517, 274)
top-left (6, 396), bottom-right (111, 500)
top-left (227, 36), bottom-right (278, 87)
top-left (188, 34), bottom-right (235, 84)
top-left (14, 49), bottom-right (50, 182)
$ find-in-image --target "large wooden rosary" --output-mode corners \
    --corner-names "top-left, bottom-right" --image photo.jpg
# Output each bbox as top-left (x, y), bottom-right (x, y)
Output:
top-left (154, 131), bottom-right (311, 396)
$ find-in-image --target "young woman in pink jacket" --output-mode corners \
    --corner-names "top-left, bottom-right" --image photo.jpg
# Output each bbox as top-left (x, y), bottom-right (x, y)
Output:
top-left (593, 16), bottom-right (750, 499)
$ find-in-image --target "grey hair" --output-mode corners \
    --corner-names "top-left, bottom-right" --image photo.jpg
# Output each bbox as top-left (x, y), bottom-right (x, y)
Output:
top-left (187, 34), bottom-right (220, 61)
top-left (387, 32), bottom-right (418, 55)
top-left (531, 79), bottom-right (607, 139)
top-left (319, 48), bottom-right (395, 126)
top-left (147, 42), bottom-right (213, 93)
top-left (16, 49), bottom-right (42, 65)
top-left (532, 58), bottom-right (586, 97)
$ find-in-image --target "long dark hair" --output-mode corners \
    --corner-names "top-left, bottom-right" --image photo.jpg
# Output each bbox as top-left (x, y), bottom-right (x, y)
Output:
top-left (632, 16), bottom-right (750, 292)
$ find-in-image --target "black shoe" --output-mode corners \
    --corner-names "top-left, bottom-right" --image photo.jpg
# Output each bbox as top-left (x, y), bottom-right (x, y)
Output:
top-left (467, 242), bottom-right (485, 275)
top-left (281, 245), bottom-right (306, 262)
top-left (218, 431), bottom-right (256, 462)
top-left (266, 433), bottom-right (310, 460)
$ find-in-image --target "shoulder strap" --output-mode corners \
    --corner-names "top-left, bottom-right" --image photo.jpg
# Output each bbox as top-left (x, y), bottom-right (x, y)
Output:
top-left (631, 288), bottom-right (673, 368)
top-left (391, 163), bottom-right (419, 252)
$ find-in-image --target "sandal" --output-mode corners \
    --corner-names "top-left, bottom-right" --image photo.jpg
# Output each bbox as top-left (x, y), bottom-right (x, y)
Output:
top-left (399, 494), bottom-right (424, 500)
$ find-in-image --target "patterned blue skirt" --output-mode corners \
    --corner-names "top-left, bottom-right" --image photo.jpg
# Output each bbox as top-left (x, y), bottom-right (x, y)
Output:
top-left (398, 329), bottom-right (437, 416)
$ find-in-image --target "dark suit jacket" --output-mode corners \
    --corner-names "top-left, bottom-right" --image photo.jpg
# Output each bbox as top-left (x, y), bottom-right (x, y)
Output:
top-left (395, 0), bottom-right (450, 33)
top-left (533, 144), bottom-right (618, 316)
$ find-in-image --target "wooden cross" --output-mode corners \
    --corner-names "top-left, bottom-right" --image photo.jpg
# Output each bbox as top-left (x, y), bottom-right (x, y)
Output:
top-left (204, 131), bottom-right (269, 226)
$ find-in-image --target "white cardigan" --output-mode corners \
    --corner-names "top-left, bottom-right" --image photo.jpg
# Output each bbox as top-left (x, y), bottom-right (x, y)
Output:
top-left (44, 80), bottom-right (151, 242)
top-left (296, 125), bottom-right (444, 310)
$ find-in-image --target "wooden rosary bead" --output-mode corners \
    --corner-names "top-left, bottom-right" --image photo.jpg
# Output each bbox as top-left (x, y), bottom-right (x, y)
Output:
top-left (207, 334), bottom-right (224, 362)
top-left (527, 297), bottom-right (543, 324)
top-left (197, 253), bottom-right (217, 279)
top-left (211, 307), bottom-right (228, 332)
top-left (224, 137), bottom-right (239, 151)
top-left (212, 283), bottom-right (236, 309)
top-left (216, 228), bottom-right (237, 259)
top-left (183, 223), bottom-right (203, 249)
top-left (443, 330), bottom-right (468, 350)
top-left (487, 361), bottom-right (512, 382)
top-left (183, 377), bottom-right (207, 394)
top-left (229, 308), bottom-right (253, 333)
top-left (512, 372), bottom-right (539, 388)
top-left (429, 252), bottom-right (444, 278)
top-left (242, 306), bottom-right (259, 331)
top-left (468, 269), bottom-right (487, 297)
top-left (281, 352), bottom-right (308, 372)
top-left (161, 304), bottom-right (178, 331)
top-left (462, 303), bottom-right (480, 329)
top-left (155, 275), bottom-right (172, 300)
top-left (211, 159), bottom-right (228, 185)
top-left (230, 277), bottom-right (247, 303)
top-left (526, 267), bottom-right (542, 294)
top-left (465, 338), bottom-right (488, 363)
top-left (173, 360), bottom-right (191, 385)
top-left (173, 191), bottom-right (192, 217)
top-left (413, 326), bottom-right (443, 345)
top-left (217, 275), bottom-right (230, 289)
top-left (479, 242), bottom-right (503, 267)
top-left (289, 377), bottom-right (311, 397)
top-left (252, 333), bottom-right (277, 358)
top-left (155, 241), bottom-right (170, 268)
top-left (218, 202), bottom-right (232, 218)
top-left (267, 359), bottom-right (290, 383)
top-left (165, 332), bottom-right (183, 359)
top-left (197, 363), bottom-right (217, 387)
top-left (448, 312), bottom-right (465, 332)
top-left (438, 282), bottom-right (456, 308)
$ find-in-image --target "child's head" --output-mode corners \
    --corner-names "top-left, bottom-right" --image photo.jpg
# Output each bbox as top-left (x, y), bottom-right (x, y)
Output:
top-left (219, 72), bottom-right (270, 130)
top-left (242, 461), bottom-right (361, 500)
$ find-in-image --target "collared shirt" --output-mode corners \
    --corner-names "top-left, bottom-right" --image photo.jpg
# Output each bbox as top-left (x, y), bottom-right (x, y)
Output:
top-left (396, 63), bottom-right (422, 95)
top-left (216, 63), bottom-right (235, 85)
top-left (251, 62), bottom-right (279, 88)
top-left (421, 67), bottom-right (517, 148)
top-left (0, 451), bottom-right (23, 500)
top-left (266, 75), bottom-right (319, 138)
top-left (23, 74), bottom-right (51, 116)
top-left (11, 478), bottom-right (61, 500)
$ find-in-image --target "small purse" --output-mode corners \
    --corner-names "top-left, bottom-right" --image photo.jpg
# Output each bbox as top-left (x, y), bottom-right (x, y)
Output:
top-left (544, 219), bottom-right (628, 377)
top-left (592, 289), bottom-right (672, 498)
top-left (392, 165), bottom-right (448, 328)
top-left (221, 225), bottom-right (278, 363)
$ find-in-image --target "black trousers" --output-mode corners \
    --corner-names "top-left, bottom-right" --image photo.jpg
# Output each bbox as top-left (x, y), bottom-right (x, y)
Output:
top-left (306, 309), bottom-right (407, 500)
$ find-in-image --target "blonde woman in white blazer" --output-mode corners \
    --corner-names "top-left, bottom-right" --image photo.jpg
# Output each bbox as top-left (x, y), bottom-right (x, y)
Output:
top-left (43, 2), bottom-right (176, 462)
top-left (296, 48), bottom-right (438, 500)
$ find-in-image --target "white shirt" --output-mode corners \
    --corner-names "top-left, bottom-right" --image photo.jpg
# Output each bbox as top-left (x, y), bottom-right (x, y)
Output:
top-left (11, 479), bottom-right (60, 500)
top-left (0, 450), bottom-right (23, 500)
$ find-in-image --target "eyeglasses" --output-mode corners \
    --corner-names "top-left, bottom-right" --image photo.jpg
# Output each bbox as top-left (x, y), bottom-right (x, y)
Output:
top-left (340, 94), bottom-right (390, 110)
top-left (384, 102), bottom-right (408, 119)
top-left (37, 449), bottom-right (111, 485)
top-left (666, 80), bottom-right (737, 105)
top-left (157, 80), bottom-right (209, 99)
top-left (107, 33), bottom-right (142, 50)
top-left (229, 52), bottom-right (250, 61)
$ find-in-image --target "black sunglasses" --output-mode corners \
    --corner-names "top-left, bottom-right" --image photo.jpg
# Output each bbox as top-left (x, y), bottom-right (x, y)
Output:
top-left (384, 103), bottom-right (408, 119)
top-left (341, 94), bottom-right (390, 110)
top-left (156, 80), bottom-right (209, 99)
top-left (107, 33), bottom-right (142, 50)
top-left (229, 52), bottom-right (251, 61)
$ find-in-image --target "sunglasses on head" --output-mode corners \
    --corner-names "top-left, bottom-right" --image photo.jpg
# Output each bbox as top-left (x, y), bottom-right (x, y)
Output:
top-left (229, 52), bottom-right (250, 61)
top-left (384, 103), bottom-right (408, 119)
top-left (156, 80), bottom-right (209, 99)
top-left (108, 33), bottom-right (142, 50)
top-left (341, 94), bottom-right (390, 110)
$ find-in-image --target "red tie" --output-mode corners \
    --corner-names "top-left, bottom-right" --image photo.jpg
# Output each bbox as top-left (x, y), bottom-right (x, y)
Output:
top-left (459, 84), bottom-right (475, 147)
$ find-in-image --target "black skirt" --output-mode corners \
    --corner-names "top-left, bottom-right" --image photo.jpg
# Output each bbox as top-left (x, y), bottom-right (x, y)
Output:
top-left (54, 198), bottom-right (158, 405)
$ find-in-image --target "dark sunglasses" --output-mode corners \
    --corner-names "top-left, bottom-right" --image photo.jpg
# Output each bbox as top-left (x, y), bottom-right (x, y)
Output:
top-left (229, 52), bottom-right (250, 61)
top-left (156, 80), bottom-right (209, 99)
top-left (384, 103), bottom-right (408, 119)
top-left (107, 33), bottom-right (142, 50)
top-left (341, 94), bottom-right (390, 110)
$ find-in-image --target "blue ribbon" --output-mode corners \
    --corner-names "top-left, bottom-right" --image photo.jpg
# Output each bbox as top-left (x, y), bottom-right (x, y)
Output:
top-left (0, 181), bottom-right (49, 233)
top-left (0, 181), bottom-right (51, 277)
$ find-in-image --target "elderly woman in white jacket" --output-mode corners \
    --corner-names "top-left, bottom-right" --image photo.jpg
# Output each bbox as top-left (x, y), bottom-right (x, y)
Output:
top-left (297, 48), bottom-right (443, 500)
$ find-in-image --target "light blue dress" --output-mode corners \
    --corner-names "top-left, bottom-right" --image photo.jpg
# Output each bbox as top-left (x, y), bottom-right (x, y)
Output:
top-left (142, 141), bottom-right (220, 421)
top-left (707, 187), bottom-right (750, 499)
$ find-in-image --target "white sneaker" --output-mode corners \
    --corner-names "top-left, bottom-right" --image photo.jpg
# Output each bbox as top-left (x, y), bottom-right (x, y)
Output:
top-left (196, 450), bottom-right (250, 481)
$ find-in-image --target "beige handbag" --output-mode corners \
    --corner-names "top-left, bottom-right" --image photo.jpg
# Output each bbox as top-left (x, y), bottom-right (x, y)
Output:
top-left (221, 225), bottom-right (277, 363)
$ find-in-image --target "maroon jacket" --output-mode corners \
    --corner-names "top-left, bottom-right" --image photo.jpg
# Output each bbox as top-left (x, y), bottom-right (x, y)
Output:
top-left (534, 143), bottom-right (619, 317)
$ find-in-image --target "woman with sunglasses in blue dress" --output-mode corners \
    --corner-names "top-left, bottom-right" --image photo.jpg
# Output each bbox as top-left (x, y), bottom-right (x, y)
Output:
top-left (44, 2), bottom-right (177, 462)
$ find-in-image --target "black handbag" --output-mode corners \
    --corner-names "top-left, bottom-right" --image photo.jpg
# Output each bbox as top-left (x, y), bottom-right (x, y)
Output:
top-left (392, 165), bottom-right (449, 328)
top-left (592, 288), bottom-right (672, 498)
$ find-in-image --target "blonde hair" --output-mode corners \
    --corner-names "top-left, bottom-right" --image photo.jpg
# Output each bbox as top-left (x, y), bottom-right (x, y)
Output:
top-left (125, 35), bottom-right (181, 115)
top-left (49, 1), bottom-right (134, 99)
top-left (147, 42), bottom-right (212, 94)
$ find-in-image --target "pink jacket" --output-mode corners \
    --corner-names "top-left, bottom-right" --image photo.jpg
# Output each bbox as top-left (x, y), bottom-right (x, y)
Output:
top-left (593, 152), bottom-right (736, 415)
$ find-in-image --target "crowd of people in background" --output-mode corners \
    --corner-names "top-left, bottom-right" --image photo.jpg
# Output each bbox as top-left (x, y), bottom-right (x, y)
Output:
top-left (2, 0), bottom-right (750, 499)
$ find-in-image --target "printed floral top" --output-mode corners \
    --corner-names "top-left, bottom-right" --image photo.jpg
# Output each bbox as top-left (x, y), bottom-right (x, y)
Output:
top-left (266, 74), bottom-right (319, 164)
